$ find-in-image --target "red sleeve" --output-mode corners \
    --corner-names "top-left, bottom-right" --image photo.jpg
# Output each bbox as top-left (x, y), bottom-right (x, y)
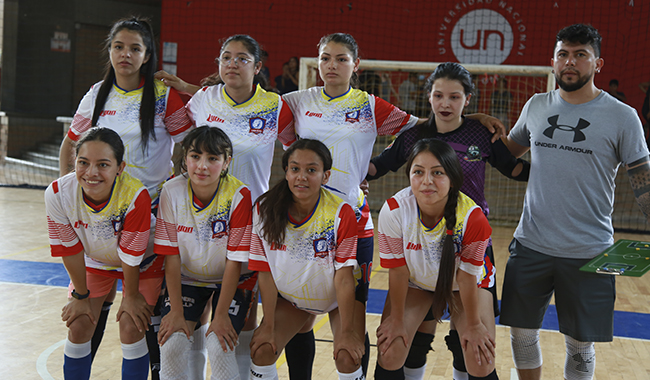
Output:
top-left (277, 100), bottom-right (296, 149)
top-left (459, 208), bottom-right (492, 267)
top-left (334, 204), bottom-right (358, 265)
top-left (164, 87), bottom-right (194, 137)
top-left (373, 95), bottom-right (415, 136)
top-left (227, 187), bottom-right (252, 253)
top-left (68, 113), bottom-right (92, 141)
top-left (48, 217), bottom-right (84, 257)
top-left (119, 190), bottom-right (152, 257)
top-left (248, 233), bottom-right (271, 272)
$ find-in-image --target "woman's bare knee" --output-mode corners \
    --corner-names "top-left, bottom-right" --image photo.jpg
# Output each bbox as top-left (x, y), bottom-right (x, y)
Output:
top-left (335, 348), bottom-right (359, 373)
top-left (68, 316), bottom-right (95, 343)
top-left (251, 342), bottom-right (277, 366)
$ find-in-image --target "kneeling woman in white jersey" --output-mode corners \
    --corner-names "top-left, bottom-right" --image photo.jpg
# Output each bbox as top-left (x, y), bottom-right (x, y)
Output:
top-left (375, 139), bottom-right (498, 380)
top-left (155, 126), bottom-right (255, 379)
top-left (248, 139), bottom-right (365, 380)
top-left (45, 127), bottom-right (162, 380)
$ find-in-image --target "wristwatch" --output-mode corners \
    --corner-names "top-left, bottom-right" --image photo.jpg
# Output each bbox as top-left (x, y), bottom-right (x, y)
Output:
top-left (71, 289), bottom-right (90, 300)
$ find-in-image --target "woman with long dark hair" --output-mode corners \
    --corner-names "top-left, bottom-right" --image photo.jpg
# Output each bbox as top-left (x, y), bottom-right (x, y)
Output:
top-left (248, 139), bottom-right (365, 380)
top-left (374, 139), bottom-right (498, 380)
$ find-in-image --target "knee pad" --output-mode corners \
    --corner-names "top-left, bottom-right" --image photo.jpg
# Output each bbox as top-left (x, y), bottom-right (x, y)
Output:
top-left (510, 327), bottom-right (542, 370)
top-left (445, 330), bottom-right (466, 372)
top-left (564, 335), bottom-right (595, 380)
top-left (206, 332), bottom-right (239, 380)
top-left (405, 332), bottom-right (434, 369)
top-left (160, 332), bottom-right (190, 379)
top-left (188, 324), bottom-right (208, 379)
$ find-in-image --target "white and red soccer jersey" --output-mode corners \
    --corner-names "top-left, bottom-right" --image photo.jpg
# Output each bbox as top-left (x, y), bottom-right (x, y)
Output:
top-left (249, 189), bottom-right (358, 314)
top-left (45, 172), bottom-right (162, 279)
top-left (283, 87), bottom-right (417, 236)
top-left (154, 174), bottom-right (252, 287)
top-left (68, 79), bottom-right (194, 204)
top-left (378, 189), bottom-right (491, 292)
top-left (186, 84), bottom-right (296, 202)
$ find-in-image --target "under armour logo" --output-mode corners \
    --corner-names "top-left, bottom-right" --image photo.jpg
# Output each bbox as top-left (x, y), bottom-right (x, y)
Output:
top-left (543, 115), bottom-right (590, 142)
top-left (571, 353), bottom-right (594, 372)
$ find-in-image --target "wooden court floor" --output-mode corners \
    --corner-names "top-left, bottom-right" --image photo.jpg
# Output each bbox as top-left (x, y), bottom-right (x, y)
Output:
top-left (1, 186), bottom-right (649, 380)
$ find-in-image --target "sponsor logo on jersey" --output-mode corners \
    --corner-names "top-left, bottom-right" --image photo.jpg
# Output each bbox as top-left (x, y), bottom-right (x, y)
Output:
top-left (464, 145), bottom-right (482, 161)
top-left (177, 225), bottom-right (194, 233)
top-left (305, 110), bottom-right (323, 118)
top-left (270, 242), bottom-right (287, 251)
top-left (406, 242), bottom-right (422, 250)
top-left (249, 117), bottom-right (265, 134)
top-left (74, 220), bottom-right (89, 229)
top-left (211, 220), bottom-right (228, 238)
top-left (543, 115), bottom-right (590, 143)
top-left (206, 114), bottom-right (225, 123)
top-left (345, 110), bottom-right (360, 123)
top-left (313, 238), bottom-right (329, 258)
top-left (99, 110), bottom-right (117, 117)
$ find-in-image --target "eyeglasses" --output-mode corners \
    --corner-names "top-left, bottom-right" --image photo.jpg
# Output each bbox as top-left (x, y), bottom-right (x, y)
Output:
top-left (216, 56), bottom-right (252, 67)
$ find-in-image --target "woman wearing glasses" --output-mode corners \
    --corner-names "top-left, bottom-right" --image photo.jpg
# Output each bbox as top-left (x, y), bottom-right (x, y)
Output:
top-left (156, 34), bottom-right (295, 379)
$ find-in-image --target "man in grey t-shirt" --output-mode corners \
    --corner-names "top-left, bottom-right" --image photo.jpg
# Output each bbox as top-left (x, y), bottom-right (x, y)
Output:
top-left (500, 24), bottom-right (650, 380)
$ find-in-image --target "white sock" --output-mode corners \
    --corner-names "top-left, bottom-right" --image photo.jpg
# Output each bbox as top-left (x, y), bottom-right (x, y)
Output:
top-left (236, 329), bottom-right (254, 379)
top-left (337, 366), bottom-right (365, 380)
top-left (121, 337), bottom-right (148, 360)
top-left (206, 332), bottom-right (240, 380)
top-left (64, 339), bottom-right (92, 359)
top-left (453, 367), bottom-right (469, 380)
top-left (188, 323), bottom-right (208, 379)
top-left (404, 364), bottom-right (426, 380)
top-left (249, 362), bottom-right (278, 380)
top-left (160, 331), bottom-right (191, 380)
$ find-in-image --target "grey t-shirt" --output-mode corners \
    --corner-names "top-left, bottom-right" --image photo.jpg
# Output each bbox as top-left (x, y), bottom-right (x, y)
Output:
top-left (509, 90), bottom-right (649, 259)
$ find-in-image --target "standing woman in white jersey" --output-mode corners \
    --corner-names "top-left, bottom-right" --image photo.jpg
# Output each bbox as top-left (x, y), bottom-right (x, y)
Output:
top-left (281, 33), bottom-right (420, 376)
top-left (375, 139), bottom-right (498, 380)
top-left (248, 139), bottom-right (365, 380)
top-left (46, 127), bottom-right (162, 380)
top-left (58, 17), bottom-right (194, 379)
top-left (156, 34), bottom-right (296, 379)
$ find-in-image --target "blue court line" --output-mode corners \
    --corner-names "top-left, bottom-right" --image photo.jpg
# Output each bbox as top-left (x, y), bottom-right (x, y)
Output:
top-left (2, 259), bottom-right (648, 340)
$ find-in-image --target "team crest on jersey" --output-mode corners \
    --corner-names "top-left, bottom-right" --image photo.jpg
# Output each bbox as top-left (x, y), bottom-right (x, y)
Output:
top-left (345, 110), bottom-right (360, 123)
top-left (249, 117), bottom-right (265, 134)
top-left (111, 218), bottom-right (123, 235)
top-left (211, 220), bottom-right (228, 238)
top-left (313, 238), bottom-right (329, 258)
top-left (464, 145), bottom-right (481, 162)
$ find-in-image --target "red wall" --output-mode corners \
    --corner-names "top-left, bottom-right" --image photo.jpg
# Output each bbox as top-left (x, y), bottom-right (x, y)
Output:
top-left (161, 0), bottom-right (650, 113)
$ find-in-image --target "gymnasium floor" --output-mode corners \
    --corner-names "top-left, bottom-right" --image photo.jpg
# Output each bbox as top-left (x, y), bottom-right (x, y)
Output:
top-left (1, 186), bottom-right (649, 379)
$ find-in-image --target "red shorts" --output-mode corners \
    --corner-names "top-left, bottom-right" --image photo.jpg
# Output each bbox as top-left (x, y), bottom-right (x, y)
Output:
top-left (67, 271), bottom-right (163, 305)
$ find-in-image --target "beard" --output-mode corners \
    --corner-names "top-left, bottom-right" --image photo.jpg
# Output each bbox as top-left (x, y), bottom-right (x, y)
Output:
top-left (555, 69), bottom-right (592, 92)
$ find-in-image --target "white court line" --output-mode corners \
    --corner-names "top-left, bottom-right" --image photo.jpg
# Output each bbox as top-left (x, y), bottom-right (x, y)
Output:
top-left (511, 368), bottom-right (519, 380)
top-left (37, 339), bottom-right (65, 380)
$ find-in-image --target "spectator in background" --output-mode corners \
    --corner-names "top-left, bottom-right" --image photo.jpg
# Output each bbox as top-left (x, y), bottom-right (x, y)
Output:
top-left (359, 70), bottom-right (382, 94)
top-left (490, 76), bottom-right (513, 128)
top-left (288, 56), bottom-right (300, 79)
top-left (608, 79), bottom-right (627, 102)
top-left (379, 72), bottom-right (400, 103)
top-left (275, 62), bottom-right (299, 95)
top-left (399, 72), bottom-right (418, 115)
